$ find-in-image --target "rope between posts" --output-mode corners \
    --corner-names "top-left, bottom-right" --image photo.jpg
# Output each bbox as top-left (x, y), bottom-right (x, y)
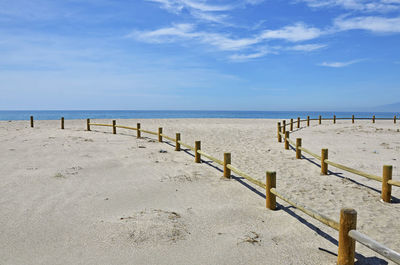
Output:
top-left (139, 129), bottom-right (158, 136)
top-left (298, 146), bottom-right (321, 160)
top-left (348, 230), bottom-right (400, 264)
top-left (324, 160), bottom-right (382, 182)
top-left (197, 150), bottom-right (224, 166)
top-left (160, 134), bottom-right (175, 142)
top-left (89, 123), bottom-right (114, 127)
top-left (270, 188), bottom-right (340, 231)
top-left (178, 140), bottom-right (195, 151)
top-left (226, 164), bottom-right (265, 189)
top-left (388, 179), bottom-right (400, 187)
top-left (115, 125), bottom-right (137, 130)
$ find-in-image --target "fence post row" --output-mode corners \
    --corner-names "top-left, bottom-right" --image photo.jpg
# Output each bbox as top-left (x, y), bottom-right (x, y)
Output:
top-left (382, 165), bottom-right (393, 203)
top-left (319, 115), bottom-right (322, 125)
top-left (394, 116), bottom-right (397, 124)
top-left (337, 208), bottom-right (357, 265)
top-left (290, 118), bottom-right (293, 131)
top-left (175, 133), bottom-right (181, 151)
top-left (334, 115), bottom-right (336, 124)
top-left (352, 115), bottom-right (355, 124)
top-left (277, 122), bottom-right (282, 143)
top-left (284, 131), bottom-right (290, 150)
top-left (296, 138), bottom-right (302, 159)
top-left (61, 117), bottom-right (64, 129)
top-left (137, 123), bottom-right (141, 138)
top-left (195, 141), bottom-right (201, 163)
top-left (307, 116), bottom-right (310, 127)
top-left (266, 171), bottom-right (276, 210)
top-left (158, 127), bottom-right (163, 142)
top-left (321, 148), bottom-right (328, 175)
top-left (297, 117), bottom-right (300, 128)
top-left (86, 119), bottom-right (91, 131)
top-left (373, 115), bottom-right (375, 123)
top-left (223, 153), bottom-right (231, 178)
top-left (30, 116), bottom-right (34, 128)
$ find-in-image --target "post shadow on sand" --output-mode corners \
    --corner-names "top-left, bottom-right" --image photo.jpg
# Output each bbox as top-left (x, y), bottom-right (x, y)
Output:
top-left (288, 144), bottom-right (400, 204)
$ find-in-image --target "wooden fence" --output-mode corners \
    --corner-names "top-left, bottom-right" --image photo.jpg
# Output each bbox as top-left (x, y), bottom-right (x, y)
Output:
top-left (28, 116), bottom-right (400, 265)
top-left (277, 115), bottom-right (400, 204)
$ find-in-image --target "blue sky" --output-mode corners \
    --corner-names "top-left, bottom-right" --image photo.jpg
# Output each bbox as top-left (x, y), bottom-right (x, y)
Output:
top-left (0, 0), bottom-right (399, 111)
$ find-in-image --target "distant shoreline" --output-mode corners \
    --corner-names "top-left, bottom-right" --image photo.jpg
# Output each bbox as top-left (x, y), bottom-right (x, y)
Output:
top-left (0, 110), bottom-right (398, 121)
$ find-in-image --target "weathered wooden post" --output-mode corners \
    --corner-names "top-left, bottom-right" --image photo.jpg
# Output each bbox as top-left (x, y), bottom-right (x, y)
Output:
top-left (307, 116), bottom-right (310, 127)
top-left (112, 120), bottom-right (116, 134)
top-left (297, 117), bottom-right (300, 128)
top-left (382, 165), bottom-right (393, 203)
top-left (296, 138), bottom-right (302, 159)
top-left (284, 132), bottom-right (289, 150)
top-left (137, 123), bottom-right (141, 138)
top-left (266, 171), bottom-right (276, 210)
top-left (30, 116), bottom-right (34, 128)
top-left (372, 115), bottom-right (375, 123)
top-left (337, 208), bottom-right (357, 265)
top-left (319, 115), bottom-right (322, 125)
top-left (86, 119), bottom-right (90, 131)
top-left (290, 118), bottom-right (293, 131)
top-left (223, 153), bottom-right (231, 179)
top-left (334, 115), bottom-right (336, 124)
top-left (321, 148), bottom-right (328, 175)
top-left (282, 120), bottom-right (286, 134)
top-left (352, 115), bottom-right (355, 124)
top-left (158, 127), bottom-right (163, 142)
top-left (277, 122), bottom-right (282, 143)
top-left (195, 141), bottom-right (201, 163)
top-left (175, 133), bottom-right (181, 151)
top-left (394, 116), bottom-right (397, 124)
top-left (61, 117), bottom-right (64, 129)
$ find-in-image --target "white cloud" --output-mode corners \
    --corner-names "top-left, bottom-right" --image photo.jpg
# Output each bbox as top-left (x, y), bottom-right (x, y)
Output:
top-left (229, 49), bottom-right (270, 61)
top-left (288, 43), bottom-right (327, 51)
top-left (318, 59), bottom-right (362, 67)
top-left (334, 15), bottom-right (400, 32)
top-left (260, 23), bottom-right (323, 42)
top-left (299, 0), bottom-right (400, 12)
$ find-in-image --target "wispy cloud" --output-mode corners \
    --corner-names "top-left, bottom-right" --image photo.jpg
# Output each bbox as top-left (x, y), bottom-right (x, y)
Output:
top-left (288, 43), bottom-right (327, 51)
top-left (298, 0), bottom-right (400, 12)
top-left (318, 59), bottom-right (363, 67)
top-left (261, 23), bottom-right (323, 42)
top-left (334, 15), bottom-right (400, 32)
top-left (229, 48), bottom-right (271, 61)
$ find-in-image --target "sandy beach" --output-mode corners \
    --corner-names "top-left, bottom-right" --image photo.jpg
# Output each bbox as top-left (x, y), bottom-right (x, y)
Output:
top-left (0, 118), bottom-right (399, 265)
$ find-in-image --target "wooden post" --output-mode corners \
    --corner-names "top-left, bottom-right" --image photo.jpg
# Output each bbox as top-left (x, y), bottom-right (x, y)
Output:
top-left (137, 123), bottom-right (141, 138)
top-left (394, 116), bottom-right (397, 124)
top-left (307, 116), bottom-right (310, 127)
top-left (158, 127), bottom-right (163, 142)
top-left (112, 120), bottom-right (116, 134)
top-left (30, 116), bottom-right (34, 128)
top-left (372, 115), bottom-right (375, 124)
top-left (319, 115), bottom-right (322, 125)
top-left (352, 115), bottom-right (355, 124)
top-left (223, 153), bottom-right (231, 179)
top-left (290, 118), bottom-right (293, 131)
top-left (86, 119), bottom-right (90, 131)
top-left (277, 122), bottom-right (282, 143)
top-left (321, 148), bottom-right (328, 175)
top-left (382, 165), bottom-right (392, 203)
top-left (284, 132), bottom-right (289, 150)
top-left (334, 115), bottom-right (336, 124)
top-left (195, 141), bottom-right (201, 163)
top-left (266, 171), bottom-right (276, 210)
top-left (297, 117), bottom-right (300, 128)
top-left (337, 208), bottom-right (357, 265)
top-left (296, 138), bottom-right (302, 159)
top-left (282, 120), bottom-right (286, 134)
top-left (61, 117), bottom-right (64, 129)
top-left (175, 133), bottom-right (181, 151)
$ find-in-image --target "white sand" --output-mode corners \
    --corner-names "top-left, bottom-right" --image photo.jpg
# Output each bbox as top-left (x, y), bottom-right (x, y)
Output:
top-left (0, 118), bottom-right (399, 265)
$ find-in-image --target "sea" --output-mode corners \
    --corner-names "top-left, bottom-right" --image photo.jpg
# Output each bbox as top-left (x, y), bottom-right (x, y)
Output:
top-left (0, 110), bottom-right (398, 121)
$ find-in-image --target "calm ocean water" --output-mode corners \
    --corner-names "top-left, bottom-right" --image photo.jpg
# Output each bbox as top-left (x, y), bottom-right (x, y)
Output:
top-left (0, 110), bottom-right (398, 121)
